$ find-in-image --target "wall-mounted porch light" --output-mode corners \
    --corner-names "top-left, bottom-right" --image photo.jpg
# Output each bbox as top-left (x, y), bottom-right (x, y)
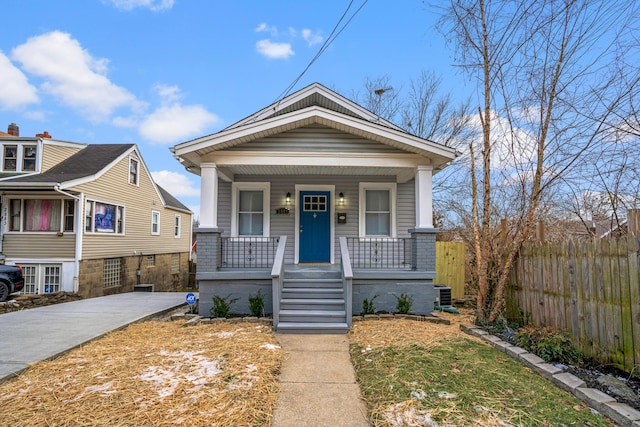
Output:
top-left (286, 192), bottom-right (291, 204)
top-left (339, 192), bottom-right (344, 205)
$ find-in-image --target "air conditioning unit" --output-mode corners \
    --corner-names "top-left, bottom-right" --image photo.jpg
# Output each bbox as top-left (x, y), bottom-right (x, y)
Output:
top-left (434, 284), bottom-right (452, 307)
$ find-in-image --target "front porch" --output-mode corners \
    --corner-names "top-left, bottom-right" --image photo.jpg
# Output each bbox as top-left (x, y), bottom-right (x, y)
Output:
top-left (196, 231), bottom-right (436, 333)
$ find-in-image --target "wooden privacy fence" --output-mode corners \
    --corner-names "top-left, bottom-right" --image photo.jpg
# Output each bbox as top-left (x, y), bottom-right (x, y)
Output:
top-left (505, 235), bottom-right (640, 372)
top-left (435, 241), bottom-right (466, 300)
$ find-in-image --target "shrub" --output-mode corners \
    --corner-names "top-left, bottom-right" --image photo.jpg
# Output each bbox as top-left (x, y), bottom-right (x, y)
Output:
top-left (394, 293), bottom-right (413, 314)
top-left (210, 294), bottom-right (239, 318)
top-left (514, 326), bottom-right (581, 365)
top-left (248, 289), bottom-right (265, 317)
top-left (362, 294), bottom-right (379, 315)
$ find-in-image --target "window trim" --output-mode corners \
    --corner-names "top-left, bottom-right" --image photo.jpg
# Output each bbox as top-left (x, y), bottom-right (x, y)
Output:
top-left (84, 199), bottom-right (125, 235)
top-left (151, 210), bottom-right (160, 235)
top-left (129, 157), bottom-right (139, 186)
top-left (358, 182), bottom-right (397, 238)
top-left (174, 214), bottom-right (181, 238)
top-left (1, 143), bottom-right (38, 173)
top-left (6, 197), bottom-right (73, 233)
top-left (230, 182), bottom-right (270, 238)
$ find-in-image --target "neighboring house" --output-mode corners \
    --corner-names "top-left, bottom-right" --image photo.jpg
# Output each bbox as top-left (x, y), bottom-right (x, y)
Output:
top-left (171, 83), bottom-right (457, 333)
top-left (0, 124), bottom-right (192, 298)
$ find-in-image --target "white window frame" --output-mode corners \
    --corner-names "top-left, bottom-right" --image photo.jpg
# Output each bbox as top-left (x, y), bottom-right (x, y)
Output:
top-left (359, 182), bottom-right (397, 238)
top-left (230, 182), bottom-right (270, 238)
top-left (1, 143), bottom-right (39, 173)
top-left (174, 214), bottom-right (181, 238)
top-left (129, 157), bottom-right (139, 186)
top-left (84, 199), bottom-right (125, 235)
top-left (17, 264), bottom-right (62, 295)
top-left (6, 197), bottom-right (71, 233)
top-left (151, 210), bottom-right (160, 235)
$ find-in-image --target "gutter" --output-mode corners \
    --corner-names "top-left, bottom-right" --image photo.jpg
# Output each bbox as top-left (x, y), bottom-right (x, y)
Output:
top-left (54, 185), bottom-right (83, 293)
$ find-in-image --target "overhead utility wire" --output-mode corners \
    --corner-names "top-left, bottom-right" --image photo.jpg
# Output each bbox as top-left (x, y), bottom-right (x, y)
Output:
top-left (272, 0), bottom-right (370, 107)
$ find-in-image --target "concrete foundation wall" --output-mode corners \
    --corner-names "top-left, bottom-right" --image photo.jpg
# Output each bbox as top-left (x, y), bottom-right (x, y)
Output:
top-left (352, 280), bottom-right (434, 315)
top-left (198, 280), bottom-right (273, 317)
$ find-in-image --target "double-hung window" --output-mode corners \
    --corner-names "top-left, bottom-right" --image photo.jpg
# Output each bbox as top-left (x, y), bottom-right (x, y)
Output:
top-left (1, 144), bottom-right (38, 172)
top-left (174, 214), bottom-right (181, 238)
top-left (129, 157), bottom-right (139, 185)
top-left (151, 211), bottom-right (160, 235)
top-left (231, 182), bottom-right (270, 237)
top-left (359, 183), bottom-right (397, 238)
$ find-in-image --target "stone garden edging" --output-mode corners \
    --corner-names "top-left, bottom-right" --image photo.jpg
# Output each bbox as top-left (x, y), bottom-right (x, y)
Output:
top-left (460, 324), bottom-right (640, 427)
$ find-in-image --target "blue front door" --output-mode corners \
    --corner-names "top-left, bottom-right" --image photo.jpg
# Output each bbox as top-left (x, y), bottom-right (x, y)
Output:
top-left (299, 191), bottom-right (330, 263)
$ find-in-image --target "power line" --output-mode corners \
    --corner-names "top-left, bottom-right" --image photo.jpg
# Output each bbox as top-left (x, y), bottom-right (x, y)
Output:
top-left (272, 0), bottom-right (369, 107)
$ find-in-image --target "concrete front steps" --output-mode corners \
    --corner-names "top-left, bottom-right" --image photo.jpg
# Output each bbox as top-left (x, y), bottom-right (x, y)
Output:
top-left (276, 268), bottom-right (348, 334)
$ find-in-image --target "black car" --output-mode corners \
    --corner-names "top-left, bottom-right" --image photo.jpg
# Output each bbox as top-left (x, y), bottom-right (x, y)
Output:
top-left (0, 264), bottom-right (25, 302)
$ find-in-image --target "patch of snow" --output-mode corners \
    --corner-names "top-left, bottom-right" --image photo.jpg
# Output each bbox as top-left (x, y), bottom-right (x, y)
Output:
top-left (438, 391), bottom-right (458, 399)
top-left (259, 343), bottom-right (280, 350)
top-left (411, 390), bottom-right (427, 400)
top-left (384, 402), bottom-right (440, 427)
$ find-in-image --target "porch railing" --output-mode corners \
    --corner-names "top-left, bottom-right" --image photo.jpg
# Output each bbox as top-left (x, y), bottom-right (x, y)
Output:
top-left (218, 237), bottom-right (280, 269)
top-left (339, 237), bottom-right (353, 327)
top-left (346, 237), bottom-right (414, 270)
top-left (271, 236), bottom-right (287, 330)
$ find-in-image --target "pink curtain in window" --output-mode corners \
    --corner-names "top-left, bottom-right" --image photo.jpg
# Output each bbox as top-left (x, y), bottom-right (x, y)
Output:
top-left (25, 200), bottom-right (60, 231)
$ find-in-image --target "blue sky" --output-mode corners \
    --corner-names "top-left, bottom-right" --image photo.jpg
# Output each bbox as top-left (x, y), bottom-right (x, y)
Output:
top-left (0, 0), bottom-right (468, 218)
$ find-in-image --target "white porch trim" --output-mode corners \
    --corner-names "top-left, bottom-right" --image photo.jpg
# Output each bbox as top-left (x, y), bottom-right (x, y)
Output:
top-left (294, 184), bottom-right (336, 265)
top-left (200, 163), bottom-right (218, 229)
top-left (415, 165), bottom-right (434, 229)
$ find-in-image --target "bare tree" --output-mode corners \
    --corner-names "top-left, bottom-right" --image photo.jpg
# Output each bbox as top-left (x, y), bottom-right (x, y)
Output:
top-left (436, 0), bottom-right (640, 323)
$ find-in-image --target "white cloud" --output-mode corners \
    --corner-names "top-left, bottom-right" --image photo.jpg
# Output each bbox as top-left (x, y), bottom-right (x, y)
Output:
top-left (255, 23), bottom-right (278, 37)
top-left (11, 31), bottom-right (143, 122)
top-left (301, 29), bottom-right (323, 46)
top-left (103, 0), bottom-right (174, 11)
top-left (151, 170), bottom-right (200, 198)
top-left (0, 50), bottom-right (39, 110)
top-left (140, 103), bottom-right (219, 144)
top-left (256, 39), bottom-right (294, 59)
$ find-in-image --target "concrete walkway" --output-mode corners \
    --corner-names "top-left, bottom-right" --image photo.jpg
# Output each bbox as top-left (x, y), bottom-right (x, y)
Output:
top-left (272, 334), bottom-right (371, 427)
top-left (0, 292), bottom-right (189, 383)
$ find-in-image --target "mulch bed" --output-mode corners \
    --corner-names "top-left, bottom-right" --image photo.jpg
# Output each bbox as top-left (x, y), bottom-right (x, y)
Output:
top-left (0, 321), bottom-right (284, 426)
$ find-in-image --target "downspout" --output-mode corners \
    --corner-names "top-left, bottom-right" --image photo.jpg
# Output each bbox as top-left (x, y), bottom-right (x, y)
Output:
top-left (54, 185), bottom-right (83, 293)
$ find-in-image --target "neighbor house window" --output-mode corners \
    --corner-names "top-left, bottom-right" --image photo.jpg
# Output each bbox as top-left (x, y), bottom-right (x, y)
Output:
top-left (17, 264), bottom-right (61, 295)
top-left (359, 183), bottom-right (397, 238)
top-left (7, 198), bottom-right (73, 233)
top-left (103, 258), bottom-right (121, 288)
top-left (171, 253), bottom-right (180, 273)
top-left (23, 145), bottom-right (37, 171)
top-left (174, 215), bottom-right (181, 238)
top-left (146, 255), bottom-right (155, 266)
top-left (2, 144), bottom-right (38, 172)
top-left (151, 211), bottom-right (160, 235)
top-left (85, 200), bottom-right (124, 234)
top-left (129, 158), bottom-right (139, 185)
top-left (231, 182), bottom-right (270, 237)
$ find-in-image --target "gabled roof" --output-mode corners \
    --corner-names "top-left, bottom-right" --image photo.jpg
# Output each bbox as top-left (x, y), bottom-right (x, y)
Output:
top-left (225, 82), bottom-right (402, 131)
top-left (171, 83), bottom-right (458, 174)
top-left (157, 185), bottom-right (190, 213)
top-left (1, 144), bottom-right (134, 185)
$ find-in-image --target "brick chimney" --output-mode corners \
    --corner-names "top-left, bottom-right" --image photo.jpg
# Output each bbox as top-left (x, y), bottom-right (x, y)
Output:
top-left (7, 123), bottom-right (19, 136)
top-left (36, 131), bottom-right (52, 139)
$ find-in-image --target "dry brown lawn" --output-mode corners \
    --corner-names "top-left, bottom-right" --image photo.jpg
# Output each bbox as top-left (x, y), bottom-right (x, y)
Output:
top-left (0, 321), bottom-right (284, 427)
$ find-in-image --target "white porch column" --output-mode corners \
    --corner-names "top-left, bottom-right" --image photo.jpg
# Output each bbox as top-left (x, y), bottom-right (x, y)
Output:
top-left (199, 163), bottom-right (218, 229)
top-left (415, 165), bottom-right (434, 229)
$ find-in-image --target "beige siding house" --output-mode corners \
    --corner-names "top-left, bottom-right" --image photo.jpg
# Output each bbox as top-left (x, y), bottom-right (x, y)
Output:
top-left (171, 83), bottom-right (457, 333)
top-left (0, 124), bottom-right (192, 298)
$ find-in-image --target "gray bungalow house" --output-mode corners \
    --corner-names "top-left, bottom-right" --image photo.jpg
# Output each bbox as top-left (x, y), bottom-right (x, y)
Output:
top-left (171, 83), bottom-right (457, 333)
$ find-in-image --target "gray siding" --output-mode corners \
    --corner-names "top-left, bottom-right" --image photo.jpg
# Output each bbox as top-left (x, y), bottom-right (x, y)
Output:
top-left (216, 175), bottom-right (417, 265)
top-left (227, 125), bottom-right (407, 153)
